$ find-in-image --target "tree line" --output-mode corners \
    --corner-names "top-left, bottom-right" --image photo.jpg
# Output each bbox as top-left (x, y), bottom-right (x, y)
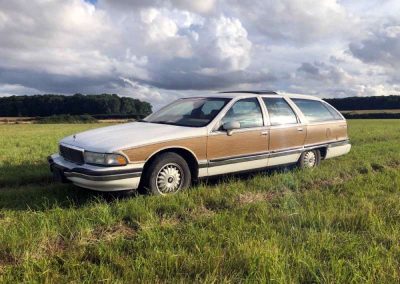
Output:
top-left (1, 93), bottom-right (398, 117)
top-left (325, 95), bottom-right (400, 111)
top-left (0, 94), bottom-right (152, 117)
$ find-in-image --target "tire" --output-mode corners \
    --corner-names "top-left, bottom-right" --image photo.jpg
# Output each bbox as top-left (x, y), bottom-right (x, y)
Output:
top-left (298, 149), bottom-right (321, 169)
top-left (144, 152), bottom-right (191, 195)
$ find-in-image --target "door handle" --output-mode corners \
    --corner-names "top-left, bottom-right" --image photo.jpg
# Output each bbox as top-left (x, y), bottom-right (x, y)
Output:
top-left (261, 131), bottom-right (268, 136)
top-left (297, 127), bottom-right (304, 132)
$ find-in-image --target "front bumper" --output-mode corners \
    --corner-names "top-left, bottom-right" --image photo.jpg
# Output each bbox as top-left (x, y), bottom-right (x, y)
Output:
top-left (48, 154), bottom-right (143, 192)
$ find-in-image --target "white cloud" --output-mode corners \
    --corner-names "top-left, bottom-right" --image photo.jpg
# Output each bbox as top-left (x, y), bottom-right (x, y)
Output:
top-left (206, 16), bottom-right (252, 71)
top-left (226, 0), bottom-right (358, 44)
top-left (0, 84), bottom-right (41, 97)
top-left (120, 77), bottom-right (163, 102)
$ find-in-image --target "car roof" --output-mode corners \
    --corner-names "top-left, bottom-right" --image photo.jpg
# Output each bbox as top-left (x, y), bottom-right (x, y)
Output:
top-left (192, 91), bottom-right (323, 101)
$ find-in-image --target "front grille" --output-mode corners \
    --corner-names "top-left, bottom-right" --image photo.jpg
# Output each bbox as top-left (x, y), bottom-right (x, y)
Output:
top-left (59, 145), bottom-right (84, 165)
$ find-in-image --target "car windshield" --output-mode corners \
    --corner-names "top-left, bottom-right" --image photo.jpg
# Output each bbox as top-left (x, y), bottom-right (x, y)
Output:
top-left (143, 97), bottom-right (231, 127)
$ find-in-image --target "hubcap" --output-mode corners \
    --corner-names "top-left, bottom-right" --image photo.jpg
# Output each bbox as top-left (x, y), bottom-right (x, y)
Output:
top-left (156, 163), bottom-right (183, 194)
top-left (303, 151), bottom-right (316, 168)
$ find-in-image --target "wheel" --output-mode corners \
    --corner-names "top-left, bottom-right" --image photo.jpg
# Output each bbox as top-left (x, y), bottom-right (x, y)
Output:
top-left (144, 152), bottom-right (191, 195)
top-left (298, 149), bottom-right (321, 169)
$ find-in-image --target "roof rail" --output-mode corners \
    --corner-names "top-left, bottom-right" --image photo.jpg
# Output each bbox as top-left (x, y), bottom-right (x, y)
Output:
top-left (218, 90), bottom-right (278, 95)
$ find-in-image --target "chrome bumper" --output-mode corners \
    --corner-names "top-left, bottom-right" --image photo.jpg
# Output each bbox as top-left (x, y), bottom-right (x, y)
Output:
top-left (48, 154), bottom-right (142, 192)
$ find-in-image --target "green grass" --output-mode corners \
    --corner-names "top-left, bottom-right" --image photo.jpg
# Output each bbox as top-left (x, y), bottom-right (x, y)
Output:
top-left (341, 109), bottom-right (400, 114)
top-left (0, 120), bottom-right (399, 283)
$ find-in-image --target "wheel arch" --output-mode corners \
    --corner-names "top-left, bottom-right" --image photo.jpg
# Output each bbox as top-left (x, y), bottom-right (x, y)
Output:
top-left (142, 147), bottom-right (200, 182)
top-left (316, 146), bottom-right (327, 159)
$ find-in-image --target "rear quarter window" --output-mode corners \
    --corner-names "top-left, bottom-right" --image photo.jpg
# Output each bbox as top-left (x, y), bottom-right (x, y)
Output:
top-left (292, 99), bottom-right (342, 122)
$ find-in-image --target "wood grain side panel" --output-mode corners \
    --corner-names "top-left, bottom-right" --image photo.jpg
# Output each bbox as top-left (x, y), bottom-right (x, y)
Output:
top-left (305, 124), bottom-right (329, 145)
top-left (269, 126), bottom-right (306, 151)
top-left (123, 137), bottom-right (207, 163)
top-left (332, 122), bottom-right (349, 141)
top-left (207, 130), bottom-right (268, 160)
top-left (305, 121), bottom-right (348, 145)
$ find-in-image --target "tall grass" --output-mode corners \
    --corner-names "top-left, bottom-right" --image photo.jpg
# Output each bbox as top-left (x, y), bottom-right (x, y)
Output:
top-left (0, 120), bottom-right (399, 282)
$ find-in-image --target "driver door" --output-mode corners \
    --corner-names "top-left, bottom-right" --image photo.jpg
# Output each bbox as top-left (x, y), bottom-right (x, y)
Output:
top-left (207, 97), bottom-right (269, 176)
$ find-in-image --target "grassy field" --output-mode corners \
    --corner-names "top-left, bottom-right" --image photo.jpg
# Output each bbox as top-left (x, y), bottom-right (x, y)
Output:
top-left (340, 109), bottom-right (400, 114)
top-left (0, 120), bottom-right (399, 283)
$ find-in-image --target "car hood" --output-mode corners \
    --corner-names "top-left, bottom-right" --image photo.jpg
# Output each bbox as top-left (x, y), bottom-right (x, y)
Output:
top-left (60, 122), bottom-right (207, 153)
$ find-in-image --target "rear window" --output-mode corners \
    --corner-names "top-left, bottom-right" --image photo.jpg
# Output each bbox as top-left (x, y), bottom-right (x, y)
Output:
top-left (291, 99), bottom-right (342, 122)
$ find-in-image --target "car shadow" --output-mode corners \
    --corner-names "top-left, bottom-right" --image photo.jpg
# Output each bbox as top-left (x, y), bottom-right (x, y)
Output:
top-left (0, 162), bottom-right (296, 212)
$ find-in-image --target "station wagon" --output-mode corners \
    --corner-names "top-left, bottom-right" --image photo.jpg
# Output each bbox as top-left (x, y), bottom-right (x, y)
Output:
top-left (48, 91), bottom-right (351, 195)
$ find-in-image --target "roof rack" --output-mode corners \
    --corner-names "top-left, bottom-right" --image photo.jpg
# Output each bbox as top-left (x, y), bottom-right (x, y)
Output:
top-left (218, 90), bottom-right (278, 95)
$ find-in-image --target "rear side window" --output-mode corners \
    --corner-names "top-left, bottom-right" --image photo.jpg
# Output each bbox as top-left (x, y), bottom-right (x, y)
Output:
top-left (262, 97), bottom-right (298, 126)
top-left (291, 99), bottom-right (342, 122)
top-left (322, 103), bottom-right (344, 120)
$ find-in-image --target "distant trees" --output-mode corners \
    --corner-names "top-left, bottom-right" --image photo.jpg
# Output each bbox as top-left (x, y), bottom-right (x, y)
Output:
top-left (325, 96), bottom-right (400, 111)
top-left (1, 93), bottom-right (398, 117)
top-left (0, 94), bottom-right (152, 117)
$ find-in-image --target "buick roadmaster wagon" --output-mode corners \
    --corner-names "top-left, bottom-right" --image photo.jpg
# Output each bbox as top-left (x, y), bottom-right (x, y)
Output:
top-left (48, 91), bottom-right (351, 195)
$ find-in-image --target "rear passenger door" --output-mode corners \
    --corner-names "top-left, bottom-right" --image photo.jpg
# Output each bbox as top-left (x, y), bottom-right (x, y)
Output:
top-left (262, 97), bottom-right (306, 166)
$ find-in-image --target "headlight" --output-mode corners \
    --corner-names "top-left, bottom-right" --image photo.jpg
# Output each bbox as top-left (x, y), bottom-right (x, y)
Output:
top-left (84, 152), bottom-right (128, 166)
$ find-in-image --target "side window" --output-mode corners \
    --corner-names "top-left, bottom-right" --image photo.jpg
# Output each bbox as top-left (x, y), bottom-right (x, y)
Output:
top-left (262, 97), bottom-right (298, 126)
top-left (291, 99), bottom-right (340, 122)
top-left (221, 98), bottom-right (263, 129)
top-left (323, 103), bottom-right (344, 120)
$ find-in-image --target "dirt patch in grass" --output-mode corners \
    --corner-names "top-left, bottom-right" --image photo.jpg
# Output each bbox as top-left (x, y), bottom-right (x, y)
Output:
top-left (159, 217), bottom-right (180, 227)
top-left (190, 205), bottom-right (215, 218)
top-left (387, 159), bottom-right (400, 169)
top-left (0, 248), bottom-right (19, 270)
top-left (44, 236), bottom-right (68, 256)
top-left (90, 223), bottom-right (137, 242)
top-left (236, 192), bottom-right (276, 205)
top-left (313, 176), bottom-right (348, 189)
top-left (371, 163), bottom-right (386, 172)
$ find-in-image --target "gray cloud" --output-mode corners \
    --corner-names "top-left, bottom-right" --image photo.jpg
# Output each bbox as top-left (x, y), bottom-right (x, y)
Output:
top-left (98, 0), bottom-right (217, 14)
top-left (349, 21), bottom-right (400, 68)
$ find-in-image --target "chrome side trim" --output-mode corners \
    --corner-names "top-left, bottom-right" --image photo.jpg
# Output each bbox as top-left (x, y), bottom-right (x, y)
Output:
top-left (198, 161), bottom-right (208, 168)
top-left (209, 152), bottom-right (270, 167)
top-left (208, 148), bottom-right (304, 167)
top-left (206, 139), bottom-right (350, 167)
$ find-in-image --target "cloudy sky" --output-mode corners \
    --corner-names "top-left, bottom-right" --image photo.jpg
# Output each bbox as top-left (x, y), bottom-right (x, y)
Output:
top-left (0, 0), bottom-right (399, 107)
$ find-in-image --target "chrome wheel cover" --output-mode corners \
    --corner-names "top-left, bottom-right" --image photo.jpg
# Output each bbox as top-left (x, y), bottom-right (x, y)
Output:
top-left (303, 151), bottom-right (316, 168)
top-left (156, 163), bottom-right (183, 194)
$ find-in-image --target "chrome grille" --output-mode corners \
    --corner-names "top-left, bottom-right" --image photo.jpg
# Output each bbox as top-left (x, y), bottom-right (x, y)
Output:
top-left (59, 145), bottom-right (84, 165)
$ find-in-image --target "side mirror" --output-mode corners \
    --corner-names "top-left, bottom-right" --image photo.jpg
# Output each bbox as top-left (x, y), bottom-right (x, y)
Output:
top-left (223, 121), bottom-right (240, 136)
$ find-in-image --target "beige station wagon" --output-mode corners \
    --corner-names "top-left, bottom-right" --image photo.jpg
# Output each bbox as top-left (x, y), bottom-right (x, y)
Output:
top-left (48, 91), bottom-right (351, 195)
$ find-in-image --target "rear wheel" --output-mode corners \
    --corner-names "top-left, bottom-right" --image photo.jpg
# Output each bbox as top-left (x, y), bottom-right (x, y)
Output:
top-left (144, 152), bottom-right (191, 195)
top-left (298, 149), bottom-right (321, 169)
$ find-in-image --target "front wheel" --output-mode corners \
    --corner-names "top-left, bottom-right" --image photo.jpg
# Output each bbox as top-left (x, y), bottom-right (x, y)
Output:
top-left (298, 149), bottom-right (321, 169)
top-left (144, 152), bottom-right (191, 195)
